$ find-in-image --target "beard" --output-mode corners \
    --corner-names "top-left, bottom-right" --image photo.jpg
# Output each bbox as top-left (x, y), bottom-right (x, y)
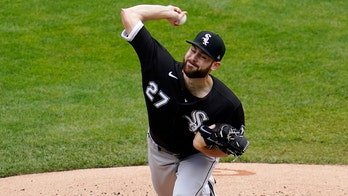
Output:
top-left (182, 59), bottom-right (212, 78)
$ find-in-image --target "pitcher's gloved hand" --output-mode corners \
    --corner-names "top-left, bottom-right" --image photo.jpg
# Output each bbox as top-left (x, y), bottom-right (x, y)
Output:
top-left (199, 123), bottom-right (249, 157)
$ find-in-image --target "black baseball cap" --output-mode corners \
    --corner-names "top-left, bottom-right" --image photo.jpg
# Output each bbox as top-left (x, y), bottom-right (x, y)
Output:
top-left (186, 31), bottom-right (226, 61)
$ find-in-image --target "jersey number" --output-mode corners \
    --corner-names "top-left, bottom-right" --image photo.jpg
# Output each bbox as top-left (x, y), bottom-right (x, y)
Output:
top-left (145, 81), bottom-right (170, 108)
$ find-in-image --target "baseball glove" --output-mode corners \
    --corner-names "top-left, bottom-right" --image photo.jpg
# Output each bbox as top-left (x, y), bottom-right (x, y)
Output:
top-left (198, 123), bottom-right (249, 157)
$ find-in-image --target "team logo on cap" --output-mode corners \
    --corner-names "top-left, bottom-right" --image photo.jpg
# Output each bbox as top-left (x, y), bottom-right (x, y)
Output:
top-left (202, 34), bottom-right (212, 46)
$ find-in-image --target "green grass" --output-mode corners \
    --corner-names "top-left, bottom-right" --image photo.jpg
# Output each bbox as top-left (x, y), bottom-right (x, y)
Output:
top-left (1, 0), bottom-right (347, 177)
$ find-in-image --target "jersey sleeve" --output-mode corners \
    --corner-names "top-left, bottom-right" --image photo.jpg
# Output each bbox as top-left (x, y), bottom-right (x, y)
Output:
top-left (209, 77), bottom-right (246, 129)
top-left (122, 22), bottom-right (174, 74)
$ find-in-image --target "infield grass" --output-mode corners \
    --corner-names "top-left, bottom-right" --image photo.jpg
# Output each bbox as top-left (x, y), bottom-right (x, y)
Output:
top-left (0, 0), bottom-right (347, 177)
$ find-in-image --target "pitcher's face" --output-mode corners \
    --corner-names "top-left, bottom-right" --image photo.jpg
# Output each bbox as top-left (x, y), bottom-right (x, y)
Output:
top-left (183, 46), bottom-right (215, 78)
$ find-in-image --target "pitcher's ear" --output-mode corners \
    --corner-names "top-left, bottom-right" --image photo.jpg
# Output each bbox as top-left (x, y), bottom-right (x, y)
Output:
top-left (211, 61), bottom-right (221, 71)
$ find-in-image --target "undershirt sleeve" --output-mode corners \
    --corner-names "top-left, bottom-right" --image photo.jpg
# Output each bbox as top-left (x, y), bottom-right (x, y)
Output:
top-left (121, 21), bottom-right (144, 42)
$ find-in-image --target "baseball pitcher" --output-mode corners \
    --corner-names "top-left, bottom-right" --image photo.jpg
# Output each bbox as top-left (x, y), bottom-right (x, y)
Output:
top-left (120, 4), bottom-right (249, 196)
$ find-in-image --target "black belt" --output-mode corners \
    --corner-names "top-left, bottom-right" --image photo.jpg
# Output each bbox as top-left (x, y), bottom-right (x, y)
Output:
top-left (148, 131), bottom-right (181, 157)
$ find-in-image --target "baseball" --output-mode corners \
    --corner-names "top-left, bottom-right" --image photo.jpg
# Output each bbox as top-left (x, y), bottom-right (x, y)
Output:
top-left (176, 14), bottom-right (187, 26)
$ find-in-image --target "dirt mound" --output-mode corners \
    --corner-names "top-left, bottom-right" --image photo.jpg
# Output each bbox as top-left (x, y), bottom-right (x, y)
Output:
top-left (1, 163), bottom-right (347, 195)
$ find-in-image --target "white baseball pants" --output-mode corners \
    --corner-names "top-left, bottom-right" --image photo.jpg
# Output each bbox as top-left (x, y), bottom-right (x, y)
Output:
top-left (147, 132), bottom-right (219, 196)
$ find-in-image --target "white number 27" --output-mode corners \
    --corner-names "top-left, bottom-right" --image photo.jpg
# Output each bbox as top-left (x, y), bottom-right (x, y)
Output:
top-left (145, 81), bottom-right (170, 108)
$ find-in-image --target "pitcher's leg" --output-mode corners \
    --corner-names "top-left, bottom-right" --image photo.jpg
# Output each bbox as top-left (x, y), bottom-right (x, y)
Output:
top-left (173, 153), bottom-right (219, 196)
top-left (147, 133), bottom-right (179, 196)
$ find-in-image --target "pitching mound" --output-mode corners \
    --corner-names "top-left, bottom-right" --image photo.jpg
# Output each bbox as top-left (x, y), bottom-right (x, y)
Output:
top-left (1, 163), bottom-right (347, 195)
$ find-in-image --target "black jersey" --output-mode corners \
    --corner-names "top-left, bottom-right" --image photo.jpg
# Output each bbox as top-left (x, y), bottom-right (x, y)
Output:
top-left (129, 26), bottom-right (245, 158)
